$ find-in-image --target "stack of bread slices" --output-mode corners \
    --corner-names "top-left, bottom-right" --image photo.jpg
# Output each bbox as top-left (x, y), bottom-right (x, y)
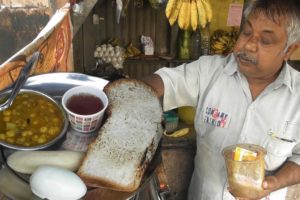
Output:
top-left (77, 79), bottom-right (163, 192)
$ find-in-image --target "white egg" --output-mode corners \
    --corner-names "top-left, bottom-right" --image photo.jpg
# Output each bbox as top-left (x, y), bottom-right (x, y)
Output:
top-left (30, 166), bottom-right (87, 200)
top-left (117, 56), bottom-right (124, 62)
top-left (109, 51), bottom-right (115, 57)
top-left (94, 51), bottom-right (99, 58)
top-left (106, 57), bottom-right (112, 63)
top-left (96, 46), bottom-right (101, 52)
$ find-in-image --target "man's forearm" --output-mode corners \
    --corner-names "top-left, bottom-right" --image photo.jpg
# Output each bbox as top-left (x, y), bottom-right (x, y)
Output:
top-left (272, 161), bottom-right (300, 190)
top-left (141, 74), bottom-right (164, 97)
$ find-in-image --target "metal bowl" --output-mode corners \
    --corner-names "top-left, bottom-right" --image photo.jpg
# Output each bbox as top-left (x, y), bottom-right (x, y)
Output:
top-left (0, 89), bottom-right (69, 151)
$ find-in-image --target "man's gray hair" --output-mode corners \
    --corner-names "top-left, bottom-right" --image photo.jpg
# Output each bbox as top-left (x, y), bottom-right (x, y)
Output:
top-left (243, 0), bottom-right (300, 48)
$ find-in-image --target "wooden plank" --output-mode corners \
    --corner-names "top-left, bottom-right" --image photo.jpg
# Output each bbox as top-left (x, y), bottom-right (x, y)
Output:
top-left (105, 1), bottom-right (114, 41)
top-left (155, 9), bottom-right (169, 55)
top-left (82, 10), bottom-right (98, 70)
top-left (72, 27), bottom-right (84, 72)
top-left (135, 5), bottom-right (144, 47)
top-left (170, 25), bottom-right (179, 58)
top-left (97, 1), bottom-right (107, 44)
top-left (128, 2), bottom-right (137, 46)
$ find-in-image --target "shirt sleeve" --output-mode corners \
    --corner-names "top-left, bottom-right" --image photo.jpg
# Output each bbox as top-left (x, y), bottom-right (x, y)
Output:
top-left (155, 59), bottom-right (202, 111)
top-left (155, 55), bottom-right (227, 111)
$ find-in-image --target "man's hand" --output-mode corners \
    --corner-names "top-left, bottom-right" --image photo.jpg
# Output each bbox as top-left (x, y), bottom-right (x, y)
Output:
top-left (231, 160), bottom-right (300, 200)
top-left (231, 176), bottom-right (278, 200)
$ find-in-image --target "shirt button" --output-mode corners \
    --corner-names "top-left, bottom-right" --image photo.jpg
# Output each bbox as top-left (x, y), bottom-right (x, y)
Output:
top-left (239, 136), bottom-right (246, 142)
top-left (249, 105), bottom-right (256, 111)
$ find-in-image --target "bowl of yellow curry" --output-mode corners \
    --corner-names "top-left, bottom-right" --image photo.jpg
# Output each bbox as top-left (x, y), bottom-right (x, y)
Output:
top-left (0, 89), bottom-right (68, 150)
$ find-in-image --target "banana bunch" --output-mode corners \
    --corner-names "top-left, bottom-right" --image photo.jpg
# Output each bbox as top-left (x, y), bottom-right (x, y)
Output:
top-left (211, 28), bottom-right (239, 55)
top-left (125, 43), bottom-right (141, 58)
top-left (165, 0), bottom-right (213, 31)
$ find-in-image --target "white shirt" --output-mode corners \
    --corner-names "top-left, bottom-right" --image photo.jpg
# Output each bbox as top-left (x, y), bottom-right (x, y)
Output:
top-left (155, 54), bottom-right (300, 200)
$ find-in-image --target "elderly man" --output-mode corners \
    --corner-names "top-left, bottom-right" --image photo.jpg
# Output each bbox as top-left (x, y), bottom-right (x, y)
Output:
top-left (143, 0), bottom-right (300, 199)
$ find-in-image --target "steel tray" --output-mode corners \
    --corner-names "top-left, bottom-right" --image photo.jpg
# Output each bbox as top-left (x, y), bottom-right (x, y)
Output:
top-left (0, 72), bottom-right (161, 200)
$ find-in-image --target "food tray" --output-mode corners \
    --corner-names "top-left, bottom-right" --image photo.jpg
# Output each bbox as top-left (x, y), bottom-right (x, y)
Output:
top-left (0, 72), bottom-right (161, 200)
top-left (0, 72), bottom-right (108, 199)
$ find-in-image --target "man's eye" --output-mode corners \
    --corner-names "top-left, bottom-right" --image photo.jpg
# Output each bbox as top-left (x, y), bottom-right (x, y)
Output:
top-left (260, 38), bottom-right (272, 45)
top-left (241, 30), bottom-right (251, 36)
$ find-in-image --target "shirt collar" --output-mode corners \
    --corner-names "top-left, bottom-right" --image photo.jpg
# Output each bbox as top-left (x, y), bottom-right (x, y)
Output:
top-left (223, 54), bottom-right (238, 76)
top-left (223, 54), bottom-right (294, 93)
top-left (273, 62), bottom-right (294, 93)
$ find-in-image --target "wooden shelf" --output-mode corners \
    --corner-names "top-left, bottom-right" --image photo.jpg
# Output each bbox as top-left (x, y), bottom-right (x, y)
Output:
top-left (124, 57), bottom-right (196, 64)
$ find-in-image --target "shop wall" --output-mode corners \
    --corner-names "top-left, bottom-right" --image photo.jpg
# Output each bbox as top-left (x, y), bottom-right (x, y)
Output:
top-left (73, 0), bottom-right (171, 76)
top-left (73, 0), bottom-right (247, 78)
top-left (73, 0), bottom-right (300, 78)
top-left (0, 0), bottom-right (69, 64)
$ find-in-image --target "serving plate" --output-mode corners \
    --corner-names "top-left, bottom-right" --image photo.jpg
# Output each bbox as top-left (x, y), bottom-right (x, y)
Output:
top-left (0, 72), bottom-right (108, 199)
top-left (0, 72), bottom-right (161, 200)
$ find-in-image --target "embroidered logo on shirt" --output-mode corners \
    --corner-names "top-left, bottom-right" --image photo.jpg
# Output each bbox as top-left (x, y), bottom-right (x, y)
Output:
top-left (204, 107), bottom-right (230, 128)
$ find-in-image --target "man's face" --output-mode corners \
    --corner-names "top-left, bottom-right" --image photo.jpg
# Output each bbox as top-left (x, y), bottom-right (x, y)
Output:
top-left (233, 12), bottom-right (289, 81)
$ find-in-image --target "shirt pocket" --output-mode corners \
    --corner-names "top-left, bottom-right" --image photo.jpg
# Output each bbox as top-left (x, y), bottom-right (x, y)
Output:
top-left (264, 121), bottom-right (299, 171)
top-left (283, 121), bottom-right (300, 141)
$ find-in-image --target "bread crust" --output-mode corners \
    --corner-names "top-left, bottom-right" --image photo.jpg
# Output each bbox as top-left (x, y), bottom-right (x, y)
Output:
top-left (77, 78), bottom-right (163, 192)
top-left (104, 78), bottom-right (160, 97)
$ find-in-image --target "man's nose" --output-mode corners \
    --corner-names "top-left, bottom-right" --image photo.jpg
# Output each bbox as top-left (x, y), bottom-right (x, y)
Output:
top-left (245, 36), bottom-right (258, 52)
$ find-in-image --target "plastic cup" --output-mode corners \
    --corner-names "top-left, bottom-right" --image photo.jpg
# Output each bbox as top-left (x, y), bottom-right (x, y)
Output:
top-left (62, 85), bottom-right (108, 133)
top-left (222, 144), bottom-right (266, 199)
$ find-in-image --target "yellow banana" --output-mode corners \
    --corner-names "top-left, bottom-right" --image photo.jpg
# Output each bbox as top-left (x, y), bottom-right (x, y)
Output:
top-left (166, 0), bottom-right (177, 18)
top-left (190, 0), bottom-right (198, 31)
top-left (201, 0), bottom-right (213, 23)
top-left (178, 0), bottom-right (188, 30)
top-left (168, 0), bottom-right (183, 25)
top-left (218, 36), bottom-right (231, 44)
top-left (184, 0), bottom-right (191, 30)
top-left (196, 0), bottom-right (207, 28)
top-left (211, 42), bottom-right (225, 50)
top-left (164, 128), bottom-right (190, 138)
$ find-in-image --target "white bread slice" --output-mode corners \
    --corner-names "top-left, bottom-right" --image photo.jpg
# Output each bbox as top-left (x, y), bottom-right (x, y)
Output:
top-left (77, 79), bottom-right (163, 192)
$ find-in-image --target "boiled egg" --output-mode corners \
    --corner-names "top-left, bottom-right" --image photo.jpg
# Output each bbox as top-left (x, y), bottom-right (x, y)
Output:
top-left (30, 166), bottom-right (87, 200)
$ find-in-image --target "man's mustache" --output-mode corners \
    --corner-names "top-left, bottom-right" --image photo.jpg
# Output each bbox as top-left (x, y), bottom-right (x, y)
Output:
top-left (235, 52), bottom-right (258, 65)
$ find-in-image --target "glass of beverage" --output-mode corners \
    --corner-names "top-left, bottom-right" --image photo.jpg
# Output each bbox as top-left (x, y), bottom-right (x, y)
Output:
top-left (62, 85), bottom-right (108, 133)
top-left (222, 144), bottom-right (266, 199)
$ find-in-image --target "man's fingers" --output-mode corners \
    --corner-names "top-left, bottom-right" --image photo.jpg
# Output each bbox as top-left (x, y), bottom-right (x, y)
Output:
top-left (262, 180), bottom-right (268, 189)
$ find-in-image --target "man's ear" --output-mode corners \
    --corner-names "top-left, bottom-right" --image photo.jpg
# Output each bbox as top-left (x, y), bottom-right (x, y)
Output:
top-left (284, 43), bottom-right (300, 61)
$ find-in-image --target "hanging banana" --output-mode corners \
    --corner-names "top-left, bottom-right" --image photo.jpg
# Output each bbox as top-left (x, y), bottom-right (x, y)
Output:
top-left (168, 0), bottom-right (183, 25)
top-left (190, 0), bottom-right (198, 31)
top-left (201, 0), bottom-right (213, 23)
top-left (165, 0), bottom-right (213, 30)
top-left (196, 0), bottom-right (206, 28)
top-left (178, 0), bottom-right (189, 30)
top-left (166, 0), bottom-right (177, 18)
